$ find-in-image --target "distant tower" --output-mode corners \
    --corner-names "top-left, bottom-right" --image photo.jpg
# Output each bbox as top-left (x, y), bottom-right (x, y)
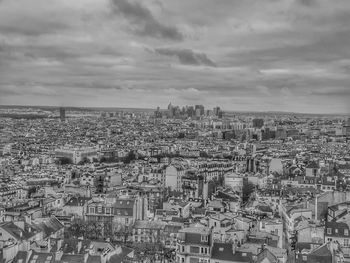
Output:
top-left (59, 107), bottom-right (66, 122)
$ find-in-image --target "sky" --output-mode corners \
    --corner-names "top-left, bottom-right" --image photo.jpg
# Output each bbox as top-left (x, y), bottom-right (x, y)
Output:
top-left (0, 0), bottom-right (350, 114)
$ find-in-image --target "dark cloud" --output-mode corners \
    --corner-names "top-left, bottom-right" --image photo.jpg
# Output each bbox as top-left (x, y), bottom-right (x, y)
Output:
top-left (298, 0), bottom-right (316, 6)
top-left (155, 47), bottom-right (216, 67)
top-left (310, 88), bottom-right (350, 97)
top-left (111, 0), bottom-right (183, 40)
top-left (0, 18), bottom-right (68, 36)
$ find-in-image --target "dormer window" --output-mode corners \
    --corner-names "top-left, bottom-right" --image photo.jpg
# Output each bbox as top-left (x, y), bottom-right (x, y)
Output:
top-left (345, 229), bottom-right (349, 236)
top-left (327, 228), bottom-right (332, 235)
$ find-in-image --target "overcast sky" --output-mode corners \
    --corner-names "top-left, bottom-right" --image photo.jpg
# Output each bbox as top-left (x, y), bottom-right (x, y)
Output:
top-left (0, 0), bottom-right (350, 113)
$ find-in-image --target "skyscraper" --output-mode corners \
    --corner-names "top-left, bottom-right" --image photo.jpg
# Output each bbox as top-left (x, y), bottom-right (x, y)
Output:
top-left (252, 118), bottom-right (264, 128)
top-left (59, 107), bottom-right (66, 122)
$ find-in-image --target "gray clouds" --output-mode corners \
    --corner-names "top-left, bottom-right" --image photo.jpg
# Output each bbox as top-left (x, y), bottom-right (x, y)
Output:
top-left (110, 0), bottom-right (183, 40)
top-left (0, 0), bottom-right (350, 113)
top-left (155, 47), bottom-right (216, 67)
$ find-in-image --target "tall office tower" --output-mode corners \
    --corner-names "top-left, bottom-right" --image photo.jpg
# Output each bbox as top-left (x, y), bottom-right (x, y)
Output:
top-left (213, 106), bottom-right (221, 116)
top-left (59, 107), bottom-right (66, 122)
top-left (252, 118), bottom-right (264, 128)
top-left (195, 105), bottom-right (205, 116)
top-left (344, 117), bottom-right (350, 136)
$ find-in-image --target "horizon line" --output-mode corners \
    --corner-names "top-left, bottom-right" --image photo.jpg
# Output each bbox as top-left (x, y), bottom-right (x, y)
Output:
top-left (0, 103), bottom-right (349, 116)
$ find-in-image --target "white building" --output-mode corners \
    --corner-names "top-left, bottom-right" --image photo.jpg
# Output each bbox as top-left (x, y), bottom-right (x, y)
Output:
top-left (55, 145), bottom-right (98, 164)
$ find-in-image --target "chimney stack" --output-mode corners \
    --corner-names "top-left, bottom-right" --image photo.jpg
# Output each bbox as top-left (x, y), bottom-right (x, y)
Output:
top-left (55, 251), bottom-right (63, 261)
top-left (232, 243), bottom-right (236, 255)
top-left (77, 240), bottom-right (82, 253)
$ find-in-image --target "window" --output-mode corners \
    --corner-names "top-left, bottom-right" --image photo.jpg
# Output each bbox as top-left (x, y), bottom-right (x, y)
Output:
top-left (201, 235), bottom-right (208, 242)
top-left (262, 222), bottom-right (265, 229)
top-left (106, 208), bottom-right (111, 214)
top-left (302, 255), bottom-right (307, 261)
top-left (327, 228), bottom-right (332, 235)
top-left (125, 218), bottom-right (129, 224)
top-left (344, 239), bottom-right (349, 247)
top-left (335, 229), bottom-right (338, 234)
top-left (89, 207), bottom-right (95, 214)
top-left (345, 229), bottom-right (349, 236)
top-left (97, 206), bottom-right (102, 213)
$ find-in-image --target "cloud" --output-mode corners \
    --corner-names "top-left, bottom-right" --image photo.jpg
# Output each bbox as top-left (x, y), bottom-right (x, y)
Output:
top-left (110, 0), bottom-right (183, 40)
top-left (155, 47), bottom-right (216, 67)
top-left (297, 0), bottom-right (316, 7)
top-left (1, 0), bottom-right (350, 113)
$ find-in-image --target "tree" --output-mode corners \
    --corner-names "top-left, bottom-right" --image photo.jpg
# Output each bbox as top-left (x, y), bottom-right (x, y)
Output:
top-left (55, 157), bottom-right (72, 165)
top-left (27, 186), bottom-right (37, 198)
top-left (242, 180), bottom-right (255, 203)
top-left (65, 219), bottom-right (86, 238)
top-left (78, 157), bottom-right (90, 165)
top-left (199, 151), bottom-right (210, 158)
top-left (124, 151), bottom-right (136, 164)
top-left (113, 223), bottom-right (132, 243)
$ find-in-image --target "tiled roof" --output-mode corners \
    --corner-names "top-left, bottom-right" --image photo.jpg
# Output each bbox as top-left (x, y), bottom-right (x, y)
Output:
top-left (33, 216), bottom-right (64, 238)
top-left (256, 248), bottom-right (278, 263)
top-left (211, 243), bottom-right (252, 262)
top-left (0, 221), bottom-right (38, 241)
top-left (65, 197), bottom-right (91, 207)
top-left (133, 220), bottom-right (166, 229)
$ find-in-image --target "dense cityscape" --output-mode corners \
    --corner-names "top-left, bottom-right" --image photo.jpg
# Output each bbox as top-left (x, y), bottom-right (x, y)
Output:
top-left (1, 0), bottom-right (350, 262)
top-left (0, 105), bottom-right (349, 263)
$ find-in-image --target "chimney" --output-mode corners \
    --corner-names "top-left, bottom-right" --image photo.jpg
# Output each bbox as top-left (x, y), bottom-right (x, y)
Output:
top-left (232, 243), bottom-right (236, 255)
top-left (13, 221), bottom-right (25, 230)
top-left (77, 240), bottom-right (82, 253)
top-left (84, 253), bottom-right (89, 263)
top-left (55, 251), bottom-right (63, 261)
top-left (24, 214), bottom-right (32, 225)
top-left (57, 239), bottom-right (63, 251)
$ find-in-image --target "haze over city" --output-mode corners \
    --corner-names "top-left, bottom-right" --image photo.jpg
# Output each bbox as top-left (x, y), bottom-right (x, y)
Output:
top-left (0, 0), bottom-right (350, 114)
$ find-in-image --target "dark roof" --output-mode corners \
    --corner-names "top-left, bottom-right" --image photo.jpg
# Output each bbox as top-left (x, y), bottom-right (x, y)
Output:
top-left (211, 243), bottom-right (252, 262)
top-left (61, 254), bottom-right (85, 263)
top-left (33, 217), bottom-right (64, 238)
top-left (256, 249), bottom-right (278, 263)
top-left (108, 246), bottom-right (133, 263)
top-left (325, 221), bottom-right (349, 238)
top-left (27, 252), bottom-right (57, 263)
top-left (133, 220), bottom-right (166, 230)
top-left (256, 205), bottom-right (273, 213)
top-left (65, 197), bottom-right (91, 207)
top-left (309, 243), bottom-right (332, 257)
top-left (12, 251), bottom-right (28, 263)
top-left (306, 161), bottom-right (319, 169)
top-left (114, 199), bottom-right (135, 209)
top-left (216, 191), bottom-right (240, 202)
top-left (0, 222), bottom-right (38, 241)
top-left (86, 255), bottom-right (101, 263)
top-left (51, 239), bottom-right (92, 254)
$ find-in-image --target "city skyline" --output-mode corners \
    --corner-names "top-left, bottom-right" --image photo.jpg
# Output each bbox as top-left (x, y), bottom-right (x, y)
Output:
top-left (1, 0), bottom-right (350, 114)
